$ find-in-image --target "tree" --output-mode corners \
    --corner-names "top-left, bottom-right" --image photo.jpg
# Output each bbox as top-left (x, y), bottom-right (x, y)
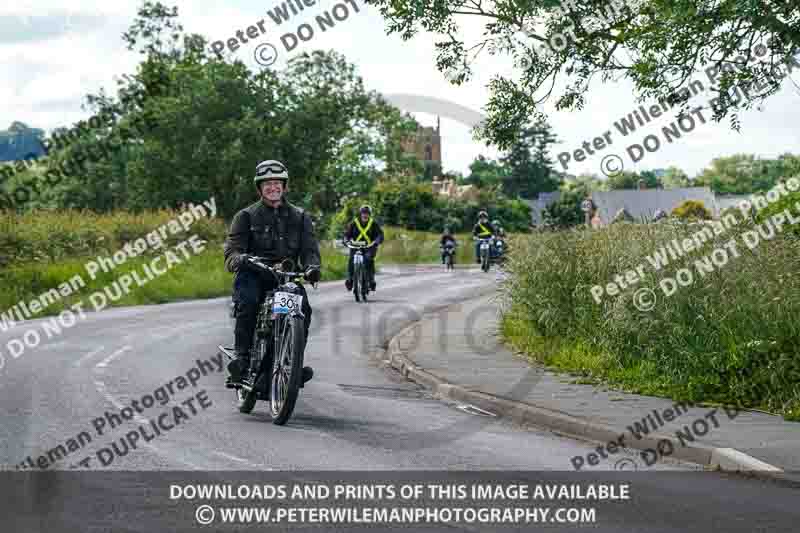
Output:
top-left (464, 155), bottom-right (507, 188)
top-left (607, 170), bottom-right (661, 190)
top-left (661, 166), bottom-right (691, 189)
top-left (499, 119), bottom-right (560, 199)
top-left (37, 2), bottom-right (417, 217)
top-left (694, 154), bottom-right (788, 194)
top-left (543, 177), bottom-right (592, 229)
top-left (570, 172), bottom-right (607, 192)
top-left (364, 0), bottom-right (800, 149)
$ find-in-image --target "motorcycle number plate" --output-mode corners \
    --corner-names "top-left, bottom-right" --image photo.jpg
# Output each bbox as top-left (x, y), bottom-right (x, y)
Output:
top-left (272, 291), bottom-right (302, 314)
top-left (481, 243), bottom-right (489, 250)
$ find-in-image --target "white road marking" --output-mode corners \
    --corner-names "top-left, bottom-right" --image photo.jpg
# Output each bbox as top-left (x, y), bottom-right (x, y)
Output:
top-left (95, 345), bottom-right (132, 368)
top-left (74, 346), bottom-right (106, 367)
top-left (92, 378), bottom-right (202, 469)
top-left (212, 451), bottom-right (265, 468)
top-left (457, 404), bottom-right (497, 417)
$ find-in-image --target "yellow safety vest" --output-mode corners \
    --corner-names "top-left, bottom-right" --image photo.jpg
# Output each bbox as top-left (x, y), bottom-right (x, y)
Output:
top-left (477, 223), bottom-right (491, 237)
top-left (353, 217), bottom-right (373, 244)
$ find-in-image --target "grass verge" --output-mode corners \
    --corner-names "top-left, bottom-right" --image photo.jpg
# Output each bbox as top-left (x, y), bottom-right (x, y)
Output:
top-left (499, 218), bottom-right (800, 421)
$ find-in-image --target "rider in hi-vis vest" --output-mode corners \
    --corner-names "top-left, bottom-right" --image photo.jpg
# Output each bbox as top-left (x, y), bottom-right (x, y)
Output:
top-left (344, 205), bottom-right (385, 292)
top-left (472, 210), bottom-right (495, 263)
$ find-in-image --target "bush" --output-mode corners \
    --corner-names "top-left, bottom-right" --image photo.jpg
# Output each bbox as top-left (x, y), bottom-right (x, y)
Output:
top-left (755, 185), bottom-right (800, 237)
top-left (672, 200), bottom-right (712, 220)
top-left (543, 188), bottom-right (584, 229)
top-left (327, 177), bottom-right (532, 237)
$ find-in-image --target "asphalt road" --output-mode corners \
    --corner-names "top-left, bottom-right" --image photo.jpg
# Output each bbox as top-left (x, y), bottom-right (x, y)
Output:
top-left (1, 266), bottom-right (797, 532)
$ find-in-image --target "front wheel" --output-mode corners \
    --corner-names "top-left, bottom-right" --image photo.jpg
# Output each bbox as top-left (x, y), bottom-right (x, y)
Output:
top-left (481, 249), bottom-right (490, 272)
top-left (353, 262), bottom-right (362, 302)
top-left (361, 262), bottom-right (369, 302)
top-left (270, 314), bottom-right (305, 425)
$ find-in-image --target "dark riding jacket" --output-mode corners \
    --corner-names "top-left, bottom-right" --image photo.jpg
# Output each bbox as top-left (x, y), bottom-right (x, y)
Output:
top-left (472, 221), bottom-right (495, 239)
top-left (223, 198), bottom-right (321, 282)
top-left (344, 217), bottom-right (384, 247)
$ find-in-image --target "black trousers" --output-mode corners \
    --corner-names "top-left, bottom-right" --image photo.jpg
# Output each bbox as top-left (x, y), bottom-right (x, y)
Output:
top-left (347, 248), bottom-right (376, 283)
top-left (232, 269), bottom-right (312, 358)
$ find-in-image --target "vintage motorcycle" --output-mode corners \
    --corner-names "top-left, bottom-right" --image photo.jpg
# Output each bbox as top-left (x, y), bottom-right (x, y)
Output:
top-left (220, 256), bottom-right (316, 425)
top-left (492, 236), bottom-right (507, 265)
top-left (442, 242), bottom-right (456, 271)
top-left (476, 237), bottom-right (493, 272)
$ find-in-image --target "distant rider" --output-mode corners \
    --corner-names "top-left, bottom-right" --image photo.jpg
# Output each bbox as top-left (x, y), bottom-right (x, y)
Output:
top-left (440, 227), bottom-right (457, 265)
top-left (472, 210), bottom-right (495, 263)
top-left (492, 219), bottom-right (505, 238)
top-left (223, 159), bottom-right (321, 387)
top-left (344, 205), bottom-right (384, 292)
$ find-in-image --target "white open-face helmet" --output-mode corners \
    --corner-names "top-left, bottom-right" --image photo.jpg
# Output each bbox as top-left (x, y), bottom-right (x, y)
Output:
top-left (254, 160), bottom-right (288, 190)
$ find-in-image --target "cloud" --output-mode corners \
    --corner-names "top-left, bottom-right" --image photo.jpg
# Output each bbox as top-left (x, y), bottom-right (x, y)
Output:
top-left (0, 12), bottom-right (107, 45)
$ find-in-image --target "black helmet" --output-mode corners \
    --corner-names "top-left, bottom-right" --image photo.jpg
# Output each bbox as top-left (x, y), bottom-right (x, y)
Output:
top-left (254, 160), bottom-right (288, 190)
top-left (359, 205), bottom-right (372, 215)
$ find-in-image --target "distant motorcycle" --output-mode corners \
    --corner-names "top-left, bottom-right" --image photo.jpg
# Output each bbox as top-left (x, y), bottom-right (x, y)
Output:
top-left (492, 237), bottom-right (507, 265)
top-left (476, 237), bottom-right (493, 272)
top-left (441, 242), bottom-right (456, 271)
top-left (220, 256), bottom-right (315, 425)
top-left (345, 241), bottom-right (375, 303)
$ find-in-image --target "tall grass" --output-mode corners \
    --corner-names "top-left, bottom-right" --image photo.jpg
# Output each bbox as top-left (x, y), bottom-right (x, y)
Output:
top-left (0, 209), bottom-right (350, 320)
top-left (500, 217), bottom-right (800, 420)
top-left (0, 210), bottom-right (464, 321)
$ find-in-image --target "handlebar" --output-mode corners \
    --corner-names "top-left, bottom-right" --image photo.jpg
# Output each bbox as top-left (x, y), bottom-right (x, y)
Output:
top-left (244, 256), bottom-right (317, 282)
top-left (344, 241), bottom-right (377, 250)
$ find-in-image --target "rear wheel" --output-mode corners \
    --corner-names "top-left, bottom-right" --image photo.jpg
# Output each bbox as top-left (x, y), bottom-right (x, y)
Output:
top-left (446, 253), bottom-right (454, 271)
top-left (270, 315), bottom-right (305, 425)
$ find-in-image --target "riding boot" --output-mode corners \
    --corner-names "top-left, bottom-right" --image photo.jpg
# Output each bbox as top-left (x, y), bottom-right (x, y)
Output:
top-left (227, 313), bottom-right (257, 384)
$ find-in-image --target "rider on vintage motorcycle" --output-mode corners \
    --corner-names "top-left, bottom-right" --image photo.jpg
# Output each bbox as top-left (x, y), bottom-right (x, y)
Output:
top-left (344, 205), bottom-right (384, 292)
top-left (440, 227), bottom-right (457, 265)
top-left (223, 159), bottom-right (321, 386)
top-left (491, 219), bottom-right (507, 261)
top-left (472, 210), bottom-right (495, 263)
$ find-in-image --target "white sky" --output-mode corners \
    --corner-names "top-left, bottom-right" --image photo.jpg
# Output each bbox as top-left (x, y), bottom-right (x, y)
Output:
top-left (2, 0), bottom-right (799, 180)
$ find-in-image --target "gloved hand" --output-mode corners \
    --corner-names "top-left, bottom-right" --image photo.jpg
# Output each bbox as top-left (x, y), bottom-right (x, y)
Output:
top-left (236, 253), bottom-right (253, 271)
top-left (304, 267), bottom-right (321, 283)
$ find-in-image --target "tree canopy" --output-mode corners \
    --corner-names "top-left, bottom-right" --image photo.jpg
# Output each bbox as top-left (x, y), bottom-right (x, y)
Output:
top-left (364, 0), bottom-right (800, 149)
top-left (31, 1), bottom-right (420, 219)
